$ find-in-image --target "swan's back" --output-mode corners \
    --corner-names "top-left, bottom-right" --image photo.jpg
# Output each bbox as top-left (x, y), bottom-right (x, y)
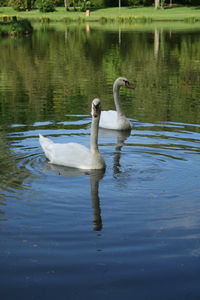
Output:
top-left (100, 110), bottom-right (132, 130)
top-left (39, 135), bottom-right (92, 169)
top-left (100, 110), bottom-right (119, 129)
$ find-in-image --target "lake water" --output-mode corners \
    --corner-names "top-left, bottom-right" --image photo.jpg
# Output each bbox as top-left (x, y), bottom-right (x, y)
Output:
top-left (1, 22), bottom-right (200, 299)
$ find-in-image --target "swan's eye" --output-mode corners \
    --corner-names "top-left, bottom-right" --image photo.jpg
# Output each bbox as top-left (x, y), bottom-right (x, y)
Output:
top-left (124, 80), bottom-right (134, 89)
top-left (92, 103), bottom-right (100, 118)
top-left (93, 103), bottom-right (100, 109)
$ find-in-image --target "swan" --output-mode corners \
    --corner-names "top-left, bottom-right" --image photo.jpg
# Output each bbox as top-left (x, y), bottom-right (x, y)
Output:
top-left (99, 77), bottom-right (134, 130)
top-left (39, 98), bottom-right (106, 170)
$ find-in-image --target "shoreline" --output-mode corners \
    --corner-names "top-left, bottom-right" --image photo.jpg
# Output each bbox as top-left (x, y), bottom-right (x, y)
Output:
top-left (1, 6), bottom-right (200, 23)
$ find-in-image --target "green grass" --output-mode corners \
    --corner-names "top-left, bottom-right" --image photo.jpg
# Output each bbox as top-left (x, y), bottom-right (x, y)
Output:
top-left (0, 6), bottom-right (200, 23)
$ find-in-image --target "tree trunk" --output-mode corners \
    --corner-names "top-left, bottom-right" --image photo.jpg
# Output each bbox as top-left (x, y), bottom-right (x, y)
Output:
top-left (155, 0), bottom-right (160, 9)
top-left (27, 0), bottom-right (31, 10)
top-left (73, 0), bottom-right (76, 11)
top-left (64, 0), bottom-right (69, 10)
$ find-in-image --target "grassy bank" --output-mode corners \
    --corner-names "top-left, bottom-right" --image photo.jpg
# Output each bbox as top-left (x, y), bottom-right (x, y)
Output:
top-left (0, 6), bottom-right (200, 23)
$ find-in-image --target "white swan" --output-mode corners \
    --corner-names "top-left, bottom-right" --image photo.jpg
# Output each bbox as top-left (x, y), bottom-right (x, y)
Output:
top-left (39, 98), bottom-right (106, 170)
top-left (99, 77), bottom-right (134, 130)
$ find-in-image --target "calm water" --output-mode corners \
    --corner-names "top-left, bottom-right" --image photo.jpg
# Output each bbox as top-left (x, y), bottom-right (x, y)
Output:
top-left (1, 22), bottom-right (200, 299)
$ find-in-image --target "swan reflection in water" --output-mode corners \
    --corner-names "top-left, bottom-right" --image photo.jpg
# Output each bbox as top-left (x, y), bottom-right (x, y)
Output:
top-left (99, 128), bottom-right (131, 176)
top-left (42, 128), bottom-right (131, 230)
top-left (43, 163), bottom-right (105, 231)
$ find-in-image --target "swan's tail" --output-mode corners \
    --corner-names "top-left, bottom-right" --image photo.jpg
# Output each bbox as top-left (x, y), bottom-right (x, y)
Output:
top-left (39, 134), bottom-right (54, 161)
top-left (39, 134), bottom-right (53, 146)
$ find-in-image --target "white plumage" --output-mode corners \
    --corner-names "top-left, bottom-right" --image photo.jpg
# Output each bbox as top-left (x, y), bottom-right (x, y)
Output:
top-left (39, 98), bottom-right (105, 170)
top-left (100, 110), bottom-right (131, 130)
top-left (99, 77), bottom-right (134, 131)
top-left (39, 137), bottom-right (92, 169)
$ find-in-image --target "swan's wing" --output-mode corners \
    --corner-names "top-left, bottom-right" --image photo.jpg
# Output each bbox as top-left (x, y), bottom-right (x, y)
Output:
top-left (49, 142), bottom-right (91, 168)
top-left (99, 110), bottom-right (119, 130)
top-left (39, 135), bottom-right (92, 169)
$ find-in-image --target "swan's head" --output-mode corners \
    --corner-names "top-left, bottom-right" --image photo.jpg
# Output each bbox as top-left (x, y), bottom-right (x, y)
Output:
top-left (115, 77), bottom-right (134, 89)
top-left (91, 98), bottom-right (101, 119)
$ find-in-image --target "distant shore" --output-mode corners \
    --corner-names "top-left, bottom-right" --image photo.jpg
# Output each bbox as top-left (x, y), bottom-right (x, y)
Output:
top-left (0, 6), bottom-right (200, 23)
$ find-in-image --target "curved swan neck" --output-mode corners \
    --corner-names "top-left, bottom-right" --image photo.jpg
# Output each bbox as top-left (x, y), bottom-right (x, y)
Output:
top-left (90, 116), bottom-right (100, 153)
top-left (113, 81), bottom-right (124, 117)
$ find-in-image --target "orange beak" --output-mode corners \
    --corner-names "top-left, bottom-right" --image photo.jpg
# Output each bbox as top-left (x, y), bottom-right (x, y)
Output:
top-left (125, 81), bottom-right (134, 89)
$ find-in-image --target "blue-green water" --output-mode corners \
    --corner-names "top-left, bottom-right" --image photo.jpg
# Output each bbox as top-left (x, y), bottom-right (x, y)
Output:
top-left (0, 23), bottom-right (200, 299)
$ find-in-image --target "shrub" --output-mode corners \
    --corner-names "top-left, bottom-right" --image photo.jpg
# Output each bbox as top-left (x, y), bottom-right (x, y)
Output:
top-left (103, 0), bottom-right (117, 6)
top-left (79, 0), bottom-right (91, 11)
top-left (0, 0), bottom-right (9, 6)
top-left (90, 0), bottom-right (104, 8)
top-left (37, 0), bottom-right (55, 12)
top-left (127, 0), bottom-right (153, 5)
top-left (9, 0), bottom-right (37, 10)
top-left (9, 0), bottom-right (26, 10)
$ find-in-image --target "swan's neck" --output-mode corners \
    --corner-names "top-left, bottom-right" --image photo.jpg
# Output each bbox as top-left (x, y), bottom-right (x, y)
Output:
top-left (113, 82), bottom-right (124, 117)
top-left (90, 116), bottom-right (99, 153)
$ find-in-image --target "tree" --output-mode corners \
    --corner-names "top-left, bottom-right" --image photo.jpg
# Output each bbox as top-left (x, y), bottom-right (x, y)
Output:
top-left (9, 0), bottom-right (36, 10)
top-left (64, 0), bottom-right (70, 10)
top-left (155, 0), bottom-right (160, 8)
top-left (37, 0), bottom-right (55, 11)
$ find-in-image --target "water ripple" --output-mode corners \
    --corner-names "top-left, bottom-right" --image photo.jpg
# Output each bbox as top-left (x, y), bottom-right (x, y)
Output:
top-left (1, 119), bottom-right (200, 197)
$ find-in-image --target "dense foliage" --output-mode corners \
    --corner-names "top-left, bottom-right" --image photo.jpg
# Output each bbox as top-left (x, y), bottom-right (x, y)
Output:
top-left (101, 0), bottom-right (200, 7)
top-left (0, 0), bottom-right (9, 6)
top-left (0, 0), bottom-right (199, 11)
top-left (8, 0), bottom-right (35, 10)
top-left (37, 0), bottom-right (55, 11)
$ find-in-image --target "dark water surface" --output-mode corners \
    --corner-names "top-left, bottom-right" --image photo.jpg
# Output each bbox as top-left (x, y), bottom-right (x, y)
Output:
top-left (1, 22), bottom-right (200, 299)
